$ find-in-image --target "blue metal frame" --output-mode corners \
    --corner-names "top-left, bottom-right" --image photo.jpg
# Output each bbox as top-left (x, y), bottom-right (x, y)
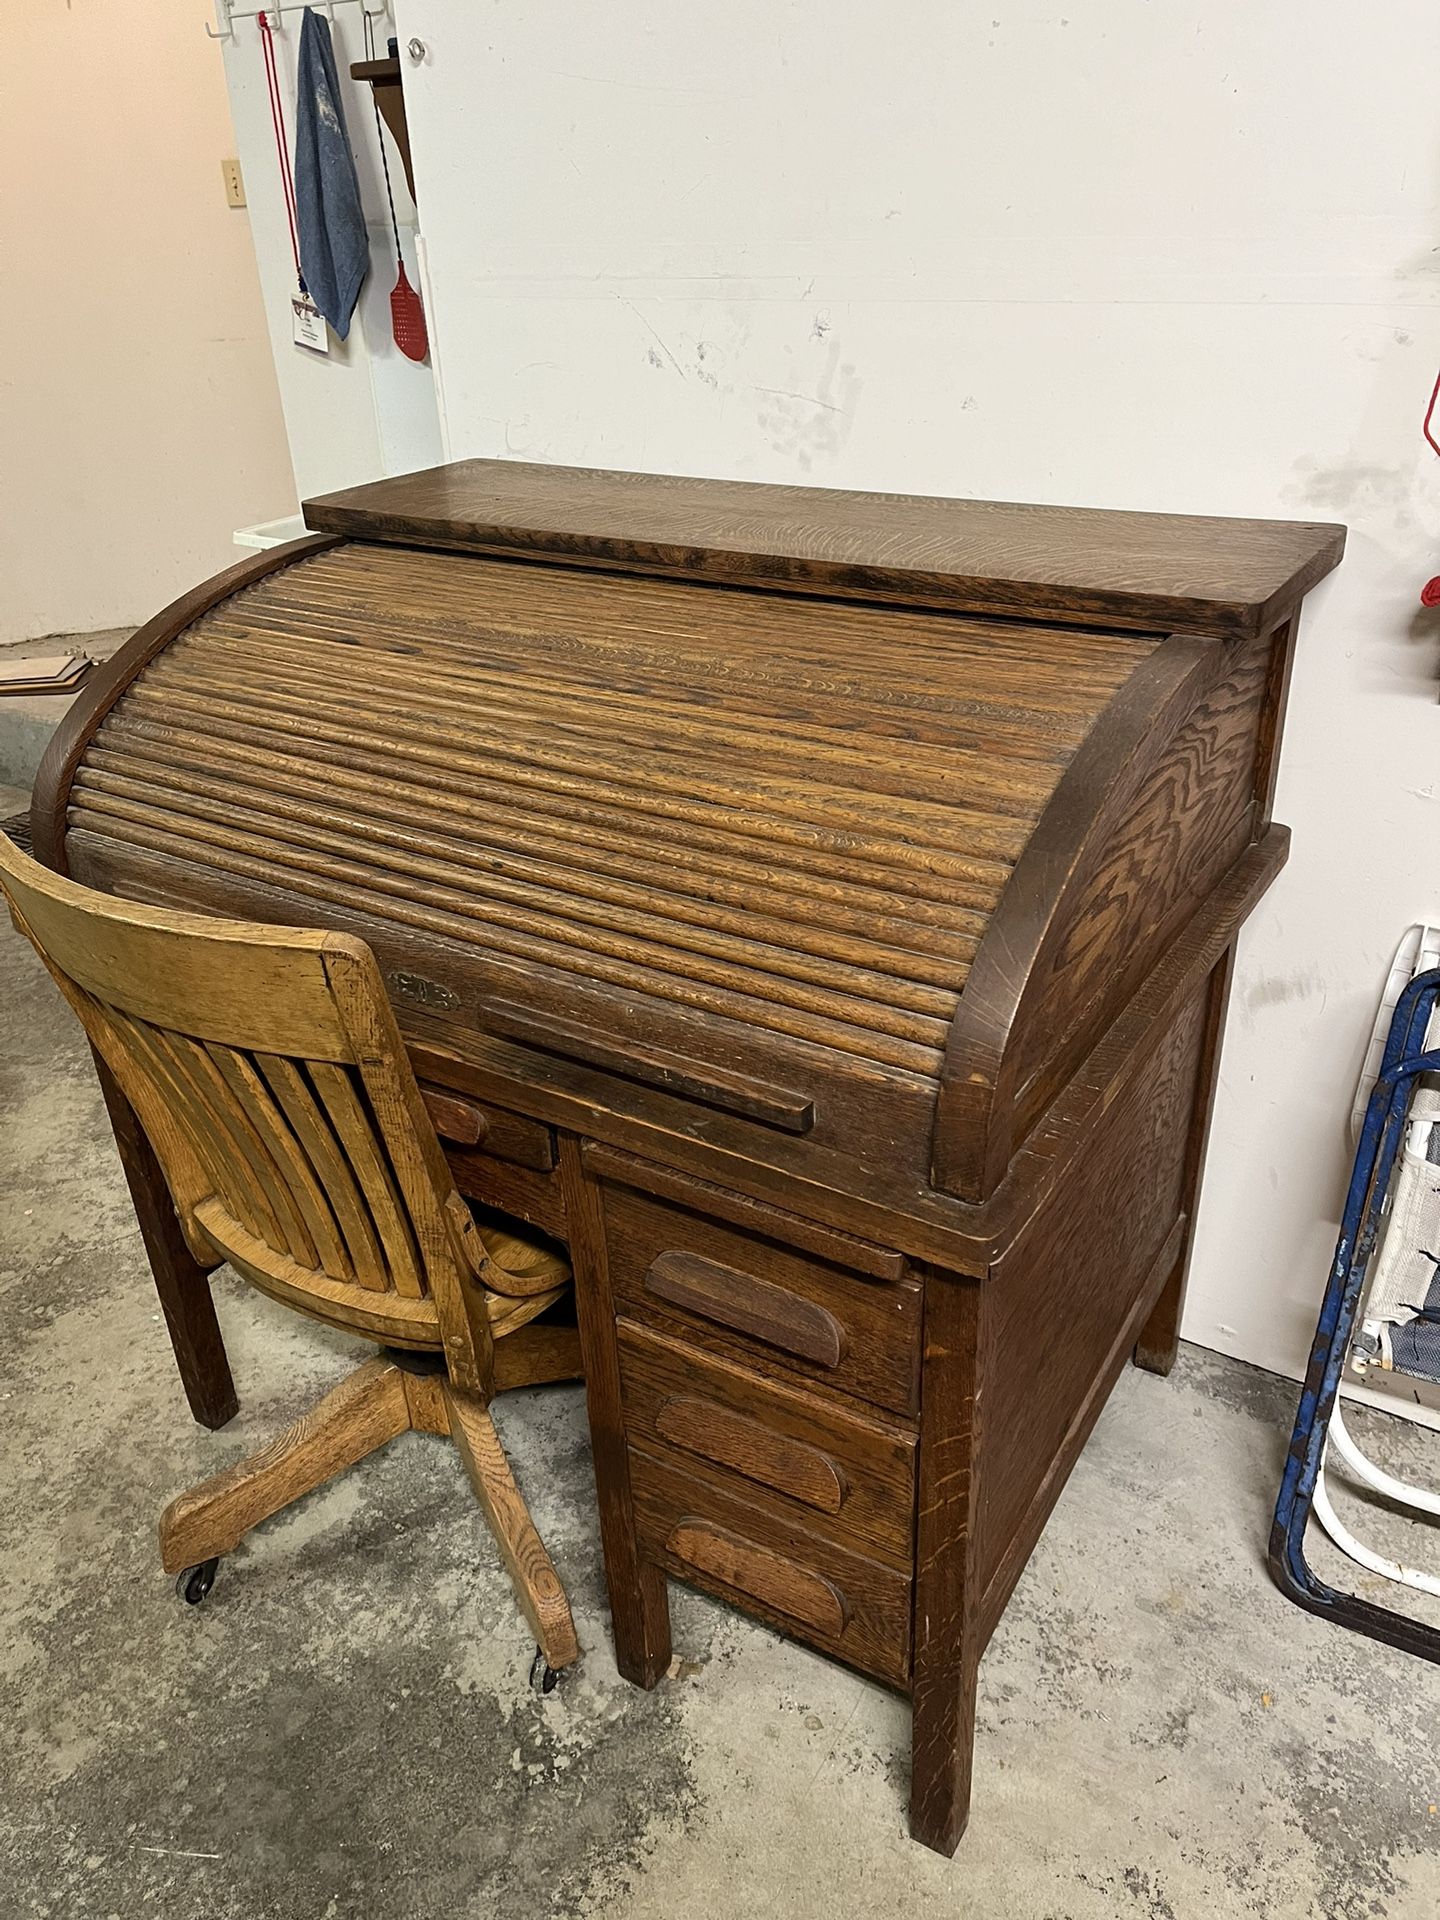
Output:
top-left (1269, 967), bottom-right (1440, 1660)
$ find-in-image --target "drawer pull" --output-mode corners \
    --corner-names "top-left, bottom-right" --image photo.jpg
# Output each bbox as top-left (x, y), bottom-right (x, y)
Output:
top-left (484, 999), bottom-right (814, 1132)
top-left (645, 1250), bottom-right (845, 1369)
top-left (420, 1087), bottom-right (489, 1146)
top-left (655, 1394), bottom-right (848, 1515)
top-left (666, 1520), bottom-right (848, 1638)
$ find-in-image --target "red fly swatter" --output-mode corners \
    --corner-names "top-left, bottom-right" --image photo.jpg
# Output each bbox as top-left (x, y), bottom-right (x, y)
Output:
top-left (366, 19), bottom-right (428, 362)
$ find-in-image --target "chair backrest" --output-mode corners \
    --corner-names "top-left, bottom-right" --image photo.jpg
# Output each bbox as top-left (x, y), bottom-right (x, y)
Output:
top-left (0, 831), bottom-right (492, 1394)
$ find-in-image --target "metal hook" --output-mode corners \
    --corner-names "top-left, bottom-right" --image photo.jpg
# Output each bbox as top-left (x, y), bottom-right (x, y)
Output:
top-left (205, 0), bottom-right (389, 39)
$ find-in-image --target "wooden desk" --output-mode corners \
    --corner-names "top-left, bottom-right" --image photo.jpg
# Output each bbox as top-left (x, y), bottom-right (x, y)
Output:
top-left (32, 460), bottom-right (1343, 1852)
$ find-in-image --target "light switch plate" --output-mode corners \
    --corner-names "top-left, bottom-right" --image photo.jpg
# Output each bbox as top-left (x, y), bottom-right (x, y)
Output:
top-left (221, 157), bottom-right (246, 208)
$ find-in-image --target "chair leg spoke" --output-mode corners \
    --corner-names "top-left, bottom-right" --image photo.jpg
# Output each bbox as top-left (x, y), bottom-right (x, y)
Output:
top-left (158, 1356), bottom-right (411, 1575)
top-left (445, 1384), bottom-right (581, 1673)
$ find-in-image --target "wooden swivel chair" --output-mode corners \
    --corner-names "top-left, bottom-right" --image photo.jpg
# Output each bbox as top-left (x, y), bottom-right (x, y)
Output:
top-left (0, 831), bottom-right (580, 1687)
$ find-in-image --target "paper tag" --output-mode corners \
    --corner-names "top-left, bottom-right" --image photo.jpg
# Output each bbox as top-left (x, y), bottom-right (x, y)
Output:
top-left (291, 295), bottom-right (329, 354)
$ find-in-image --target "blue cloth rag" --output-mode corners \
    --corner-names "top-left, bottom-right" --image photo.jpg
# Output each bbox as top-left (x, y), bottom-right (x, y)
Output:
top-left (293, 8), bottom-right (368, 339)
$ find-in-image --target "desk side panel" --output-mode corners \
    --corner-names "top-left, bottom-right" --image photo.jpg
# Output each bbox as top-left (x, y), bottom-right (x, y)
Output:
top-left (934, 618), bottom-right (1289, 1203)
top-left (971, 983), bottom-right (1209, 1637)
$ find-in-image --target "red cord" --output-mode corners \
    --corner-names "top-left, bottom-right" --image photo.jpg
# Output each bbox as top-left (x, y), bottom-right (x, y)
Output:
top-left (259, 12), bottom-right (303, 291)
top-left (1425, 364), bottom-right (1440, 459)
top-left (1418, 358), bottom-right (1440, 605)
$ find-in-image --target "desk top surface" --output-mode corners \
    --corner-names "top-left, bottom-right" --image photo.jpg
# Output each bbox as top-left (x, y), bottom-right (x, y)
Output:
top-left (305, 458), bottom-right (1346, 641)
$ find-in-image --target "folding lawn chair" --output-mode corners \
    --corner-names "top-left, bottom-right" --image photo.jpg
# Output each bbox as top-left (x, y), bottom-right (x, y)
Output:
top-left (1270, 963), bottom-right (1440, 1660)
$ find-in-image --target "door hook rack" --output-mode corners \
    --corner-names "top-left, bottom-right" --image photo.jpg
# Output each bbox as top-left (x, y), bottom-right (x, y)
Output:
top-left (207, 0), bottom-right (392, 41)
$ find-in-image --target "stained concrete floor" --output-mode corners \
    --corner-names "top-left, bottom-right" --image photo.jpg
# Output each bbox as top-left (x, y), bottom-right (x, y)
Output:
top-left (2, 786), bottom-right (1438, 1920)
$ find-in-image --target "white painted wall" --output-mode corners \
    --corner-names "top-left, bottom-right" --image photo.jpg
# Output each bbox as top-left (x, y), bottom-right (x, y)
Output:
top-left (216, 3), bottom-right (442, 501)
top-left (397, 0), bottom-right (1440, 1380)
top-left (0, 0), bottom-right (296, 642)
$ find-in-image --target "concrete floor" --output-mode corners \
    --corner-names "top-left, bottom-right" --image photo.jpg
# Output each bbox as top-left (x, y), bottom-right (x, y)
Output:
top-left (2, 787), bottom-right (1438, 1919)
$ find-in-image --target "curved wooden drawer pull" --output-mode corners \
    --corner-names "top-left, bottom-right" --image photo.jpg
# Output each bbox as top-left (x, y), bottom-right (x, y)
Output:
top-left (666, 1519), bottom-right (849, 1638)
top-left (645, 1250), bottom-right (845, 1368)
top-left (655, 1395), bottom-right (848, 1515)
top-left (419, 1086), bottom-right (489, 1147)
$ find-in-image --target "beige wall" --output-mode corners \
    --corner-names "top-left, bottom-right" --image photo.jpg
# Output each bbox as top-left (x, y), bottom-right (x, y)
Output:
top-left (0, 1), bottom-right (296, 642)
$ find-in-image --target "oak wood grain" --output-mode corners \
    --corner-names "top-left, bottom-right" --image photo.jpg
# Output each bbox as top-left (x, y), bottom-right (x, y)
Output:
top-left (303, 459), bottom-right (1344, 638)
top-left (603, 1178), bottom-right (923, 1415)
top-left (30, 534), bottom-right (339, 876)
top-left (491, 1319), bottom-right (584, 1392)
top-left (54, 536), bottom-right (1169, 1189)
top-left (158, 1354), bottom-right (410, 1572)
top-left (629, 1441), bottom-right (912, 1687)
top-left (657, 1395), bottom-right (847, 1514)
top-left (446, 1384), bottom-right (580, 1669)
top-left (667, 1520), bottom-right (848, 1638)
top-left (584, 1143), bottom-right (907, 1280)
top-left (559, 1134), bottom-right (672, 1686)
top-left (57, 823), bottom-right (1283, 1273)
top-left (445, 1144), bottom-right (568, 1238)
top-left (1133, 946), bottom-right (1237, 1374)
top-left (932, 632), bottom-right (1228, 1200)
top-left (644, 1249), bottom-right (846, 1368)
top-left (618, 1318), bottom-right (916, 1565)
top-left (909, 1268), bottom-right (983, 1855)
top-left (0, 828), bottom-right (582, 1668)
top-left (419, 1085), bottom-right (489, 1146)
top-left (973, 993), bottom-right (1208, 1622)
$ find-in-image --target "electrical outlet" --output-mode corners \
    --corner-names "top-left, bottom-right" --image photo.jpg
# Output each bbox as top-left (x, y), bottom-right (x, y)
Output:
top-left (221, 158), bottom-right (246, 209)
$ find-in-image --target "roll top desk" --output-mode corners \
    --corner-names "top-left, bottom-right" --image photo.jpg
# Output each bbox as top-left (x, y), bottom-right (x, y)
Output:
top-left (32, 461), bottom-right (1344, 1852)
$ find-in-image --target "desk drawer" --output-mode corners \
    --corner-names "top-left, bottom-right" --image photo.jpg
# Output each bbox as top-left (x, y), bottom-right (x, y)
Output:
top-left (419, 1085), bottom-right (554, 1170)
top-left (618, 1320), bottom-right (916, 1567)
top-left (598, 1164), bottom-right (921, 1416)
top-left (630, 1442), bottom-right (912, 1688)
top-left (447, 1149), bottom-right (567, 1238)
top-left (422, 1087), bottom-right (567, 1236)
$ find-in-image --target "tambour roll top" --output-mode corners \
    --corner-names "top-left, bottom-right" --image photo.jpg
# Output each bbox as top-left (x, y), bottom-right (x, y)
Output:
top-left (35, 460), bottom-right (1344, 1214)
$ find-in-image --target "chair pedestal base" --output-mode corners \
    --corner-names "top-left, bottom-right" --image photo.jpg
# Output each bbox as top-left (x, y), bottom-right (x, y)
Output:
top-left (159, 1342), bottom-right (582, 1671)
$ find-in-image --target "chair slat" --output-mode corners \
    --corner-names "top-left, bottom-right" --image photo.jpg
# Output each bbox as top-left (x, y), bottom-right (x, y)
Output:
top-left (254, 1053), bottom-right (391, 1290)
top-left (108, 1007), bottom-right (271, 1244)
top-left (308, 1061), bottom-right (425, 1297)
top-left (207, 1044), bottom-right (351, 1278)
top-left (78, 991), bottom-right (214, 1222)
top-left (165, 1030), bottom-right (316, 1266)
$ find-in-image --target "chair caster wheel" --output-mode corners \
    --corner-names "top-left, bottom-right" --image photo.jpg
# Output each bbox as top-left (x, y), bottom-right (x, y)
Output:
top-left (176, 1558), bottom-right (220, 1606)
top-left (529, 1646), bottom-right (562, 1695)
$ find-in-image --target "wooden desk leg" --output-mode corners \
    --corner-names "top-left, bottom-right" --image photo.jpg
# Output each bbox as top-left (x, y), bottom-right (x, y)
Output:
top-left (559, 1136), bottom-right (671, 1687)
top-left (93, 1051), bottom-right (238, 1431)
top-left (909, 1273), bottom-right (982, 1855)
top-left (1134, 947), bottom-right (1236, 1377)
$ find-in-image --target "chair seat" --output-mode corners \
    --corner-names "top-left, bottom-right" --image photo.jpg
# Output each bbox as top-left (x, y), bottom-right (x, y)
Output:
top-left (198, 1196), bottom-right (571, 1350)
